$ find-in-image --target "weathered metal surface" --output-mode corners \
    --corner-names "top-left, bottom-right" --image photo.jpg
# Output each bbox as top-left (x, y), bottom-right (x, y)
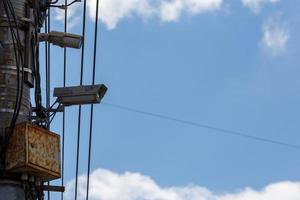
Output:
top-left (27, 124), bottom-right (61, 177)
top-left (5, 124), bottom-right (26, 170)
top-left (5, 123), bottom-right (61, 181)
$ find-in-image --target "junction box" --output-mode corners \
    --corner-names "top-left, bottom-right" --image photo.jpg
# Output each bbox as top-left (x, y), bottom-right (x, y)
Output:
top-left (5, 123), bottom-right (61, 182)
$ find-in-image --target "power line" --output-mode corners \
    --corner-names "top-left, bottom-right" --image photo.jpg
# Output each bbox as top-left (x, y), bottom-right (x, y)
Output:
top-left (75, 0), bottom-right (88, 199)
top-left (102, 102), bottom-right (300, 151)
top-left (61, 0), bottom-right (68, 199)
top-left (86, 0), bottom-right (100, 199)
top-left (45, 8), bottom-right (51, 200)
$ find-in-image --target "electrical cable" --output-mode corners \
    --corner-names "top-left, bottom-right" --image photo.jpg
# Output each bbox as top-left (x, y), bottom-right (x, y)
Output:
top-left (46, 9), bottom-right (51, 128)
top-left (75, 0), bottom-right (87, 199)
top-left (1, 1), bottom-right (20, 158)
top-left (49, 103), bottom-right (62, 125)
top-left (47, 7), bottom-right (51, 200)
top-left (50, 0), bottom-right (80, 9)
top-left (48, 100), bottom-right (58, 112)
top-left (44, 8), bottom-right (49, 200)
top-left (3, 0), bottom-right (21, 127)
top-left (50, 0), bottom-right (59, 4)
top-left (31, 30), bottom-right (47, 124)
top-left (32, 0), bottom-right (47, 121)
top-left (6, 0), bottom-right (25, 122)
top-left (1, 0), bottom-right (25, 156)
top-left (102, 102), bottom-right (300, 151)
top-left (2, 1), bottom-right (20, 132)
top-left (31, 34), bottom-right (46, 127)
top-left (61, 0), bottom-right (68, 199)
top-left (86, 0), bottom-right (100, 199)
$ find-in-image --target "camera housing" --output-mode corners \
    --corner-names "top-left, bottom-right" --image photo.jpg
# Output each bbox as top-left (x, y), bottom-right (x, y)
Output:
top-left (53, 84), bottom-right (107, 106)
top-left (39, 31), bottom-right (83, 49)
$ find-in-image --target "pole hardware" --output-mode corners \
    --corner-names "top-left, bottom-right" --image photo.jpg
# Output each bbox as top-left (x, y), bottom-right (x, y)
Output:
top-left (41, 185), bottom-right (65, 193)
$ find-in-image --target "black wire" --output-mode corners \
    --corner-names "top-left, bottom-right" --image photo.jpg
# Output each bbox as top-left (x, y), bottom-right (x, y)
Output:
top-left (50, 0), bottom-right (59, 4)
top-left (6, 0), bottom-right (25, 121)
top-left (75, 105), bottom-right (82, 200)
top-left (61, 0), bottom-right (68, 199)
top-left (86, 104), bottom-right (94, 200)
top-left (2, 1), bottom-right (20, 131)
top-left (91, 0), bottom-right (99, 85)
top-left (50, 0), bottom-right (79, 9)
top-left (102, 102), bottom-right (300, 151)
top-left (1, 1), bottom-right (20, 158)
top-left (46, 7), bottom-right (51, 200)
top-left (31, 0), bottom-right (47, 121)
top-left (44, 10), bottom-right (48, 108)
top-left (46, 9), bottom-right (51, 128)
top-left (29, 0), bottom-right (48, 129)
top-left (31, 34), bottom-right (47, 124)
top-left (49, 104), bottom-right (62, 125)
top-left (3, 0), bottom-right (22, 128)
top-left (86, 0), bottom-right (100, 199)
top-left (1, 0), bottom-right (25, 154)
top-left (75, 0), bottom-right (87, 199)
top-left (66, 0), bottom-right (80, 7)
top-left (48, 100), bottom-right (58, 112)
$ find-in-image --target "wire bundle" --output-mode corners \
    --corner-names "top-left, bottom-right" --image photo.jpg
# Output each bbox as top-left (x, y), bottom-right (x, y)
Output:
top-left (2, 0), bottom-right (25, 137)
top-left (31, 0), bottom-right (48, 126)
top-left (0, 0), bottom-right (27, 161)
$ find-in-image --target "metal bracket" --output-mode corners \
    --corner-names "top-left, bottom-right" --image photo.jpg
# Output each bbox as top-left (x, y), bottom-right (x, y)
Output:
top-left (32, 105), bottom-right (65, 113)
top-left (41, 185), bottom-right (65, 193)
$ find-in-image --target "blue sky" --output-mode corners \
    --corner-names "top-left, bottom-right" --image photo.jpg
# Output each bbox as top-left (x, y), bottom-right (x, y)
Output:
top-left (43, 0), bottom-right (300, 199)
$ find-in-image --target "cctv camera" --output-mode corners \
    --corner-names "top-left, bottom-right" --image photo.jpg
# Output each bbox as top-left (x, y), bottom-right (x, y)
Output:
top-left (53, 84), bottom-right (107, 106)
top-left (39, 31), bottom-right (83, 49)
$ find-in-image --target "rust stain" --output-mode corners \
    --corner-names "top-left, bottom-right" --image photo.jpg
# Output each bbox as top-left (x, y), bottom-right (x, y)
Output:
top-left (5, 125), bottom-right (26, 169)
top-left (5, 123), bottom-right (61, 181)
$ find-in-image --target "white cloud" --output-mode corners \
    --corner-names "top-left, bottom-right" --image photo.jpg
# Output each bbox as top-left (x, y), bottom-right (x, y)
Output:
top-left (160, 0), bottom-right (223, 22)
top-left (54, 0), bottom-right (82, 29)
top-left (160, 0), bottom-right (184, 22)
top-left (87, 0), bottom-right (155, 30)
top-left (242, 0), bottom-right (280, 13)
top-left (65, 168), bottom-right (300, 200)
top-left (261, 17), bottom-right (289, 56)
top-left (184, 0), bottom-right (223, 14)
top-left (55, 0), bottom-right (223, 30)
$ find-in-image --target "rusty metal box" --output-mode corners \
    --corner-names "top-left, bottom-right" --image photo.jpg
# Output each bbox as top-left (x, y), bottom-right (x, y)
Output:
top-left (5, 123), bottom-right (61, 181)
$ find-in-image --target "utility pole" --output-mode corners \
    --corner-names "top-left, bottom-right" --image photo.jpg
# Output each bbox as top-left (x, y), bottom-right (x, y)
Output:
top-left (0, 0), bottom-right (107, 199)
top-left (0, 0), bottom-right (33, 199)
top-left (0, 0), bottom-right (63, 199)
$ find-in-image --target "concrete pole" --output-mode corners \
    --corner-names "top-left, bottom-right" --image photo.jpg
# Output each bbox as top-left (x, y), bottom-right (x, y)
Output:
top-left (0, 180), bottom-right (25, 200)
top-left (0, 0), bottom-right (33, 199)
